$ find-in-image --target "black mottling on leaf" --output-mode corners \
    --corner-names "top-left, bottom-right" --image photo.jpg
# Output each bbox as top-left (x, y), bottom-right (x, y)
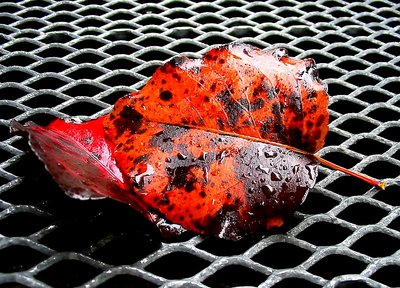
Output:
top-left (134, 154), bottom-right (150, 164)
top-left (160, 90), bottom-right (173, 101)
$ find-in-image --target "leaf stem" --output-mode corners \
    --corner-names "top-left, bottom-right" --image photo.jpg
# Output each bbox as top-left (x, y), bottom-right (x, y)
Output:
top-left (313, 155), bottom-right (386, 190)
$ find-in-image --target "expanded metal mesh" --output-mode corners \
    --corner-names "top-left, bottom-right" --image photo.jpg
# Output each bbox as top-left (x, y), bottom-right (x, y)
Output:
top-left (1, 0), bottom-right (400, 287)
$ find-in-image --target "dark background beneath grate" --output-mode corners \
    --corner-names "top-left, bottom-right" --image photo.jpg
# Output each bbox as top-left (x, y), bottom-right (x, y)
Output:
top-left (1, 0), bottom-right (400, 287)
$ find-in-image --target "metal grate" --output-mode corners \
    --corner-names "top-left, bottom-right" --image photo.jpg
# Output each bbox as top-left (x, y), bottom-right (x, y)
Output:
top-left (1, 0), bottom-right (400, 287)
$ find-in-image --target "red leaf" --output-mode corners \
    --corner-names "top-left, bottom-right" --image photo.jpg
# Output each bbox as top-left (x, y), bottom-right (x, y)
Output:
top-left (10, 43), bottom-right (384, 240)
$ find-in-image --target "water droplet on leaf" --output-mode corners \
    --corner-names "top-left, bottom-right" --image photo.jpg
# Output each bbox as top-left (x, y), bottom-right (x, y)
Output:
top-left (271, 171), bottom-right (282, 181)
top-left (264, 151), bottom-right (277, 158)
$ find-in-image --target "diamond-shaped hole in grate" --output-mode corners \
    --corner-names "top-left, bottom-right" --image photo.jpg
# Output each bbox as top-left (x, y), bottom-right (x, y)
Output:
top-left (351, 232), bottom-right (400, 258)
top-left (103, 58), bottom-right (141, 70)
top-left (0, 148), bottom-right (13, 163)
top-left (145, 252), bottom-right (210, 279)
top-left (325, 176), bottom-right (373, 197)
top-left (97, 274), bottom-right (158, 288)
top-left (381, 81), bottom-right (400, 94)
top-left (271, 278), bottom-right (321, 288)
top-left (362, 53), bottom-right (392, 64)
top-left (252, 242), bottom-right (312, 269)
top-left (196, 237), bottom-right (261, 256)
top-left (0, 70), bottom-right (34, 83)
top-left (337, 203), bottom-right (387, 225)
top-left (100, 89), bottom-right (133, 105)
top-left (336, 118), bottom-right (377, 134)
top-left (324, 130), bottom-right (348, 147)
top-left (0, 86), bottom-right (30, 101)
top-left (23, 94), bottom-right (66, 108)
top-left (63, 84), bottom-right (105, 97)
top-left (372, 66), bottom-right (400, 78)
top-left (28, 77), bottom-right (69, 90)
top-left (103, 44), bottom-right (139, 56)
top-left (337, 60), bottom-right (368, 71)
top-left (367, 107), bottom-right (400, 122)
top-left (0, 55), bottom-right (37, 67)
top-left (35, 259), bottom-right (102, 288)
top-left (308, 254), bottom-right (367, 280)
top-left (362, 161), bottom-right (400, 179)
top-left (0, 105), bottom-right (25, 120)
top-left (0, 212), bottom-right (52, 237)
top-left (69, 52), bottom-right (105, 64)
top-left (60, 101), bottom-right (103, 116)
top-left (136, 65), bottom-right (159, 78)
top-left (356, 90), bottom-right (391, 104)
top-left (373, 185), bottom-right (400, 206)
top-left (349, 138), bottom-right (390, 156)
top-left (388, 217), bottom-right (400, 232)
top-left (37, 47), bottom-right (74, 58)
top-left (202, 264), bottom-right (267, 288)
top-left (66, 68), bottom-right (104, 80)
top-left (0, 245), bottom-right (48, 273)
top-left (329, 100), bottom-right (365, 114)
top-left (297, 222), bottom-right (352, 246)
top-left (32, 60), bottom-right (72, 73)
top-left (318, 67), bottom-right (343, 79)
top-left (297, 192), bottom-right (338, 214)
top-left (346, 74), bottom-right (380, 86)
top-left (0, 175), bottom-right (8, 186)
top-left (5, 40), bottom-right (41, 52)
top-left (72, 39), bottom-right (107, 50)
top-left (102, 74), bottom-right (140, 87)
top-left (378, 126), bottom-right (400, 142)
top-left (370, 265), bottom-right (400, 287)
top-left (0, 125), bottom-right (10, 141)
top-left (322, 152), bottom-right (359, 169)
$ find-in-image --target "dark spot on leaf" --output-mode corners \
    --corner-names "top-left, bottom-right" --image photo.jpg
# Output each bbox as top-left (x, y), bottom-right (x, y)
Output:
top-left (251, 98), bottom-right (265, 111)
top-left (216, 89), bottom-right (245, 127)
top-left (113, 106), bottom-right (143, 137)
top-left (210, 83), bottom-right (216, 92)
top-left (160, 90), bottom-right (173, 101)
top-left (172, 73), bottom-right (181, 82)
top-left (134, 154), bottom-right (150, 164)
top-left (316, 115), bottom-right (325, 127)
top-left (289, 92), bottom-right (303, 113)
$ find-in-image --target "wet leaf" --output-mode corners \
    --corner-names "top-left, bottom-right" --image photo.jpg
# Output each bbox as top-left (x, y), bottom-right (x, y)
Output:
top-left (11, 43), bottom-right (342, 240)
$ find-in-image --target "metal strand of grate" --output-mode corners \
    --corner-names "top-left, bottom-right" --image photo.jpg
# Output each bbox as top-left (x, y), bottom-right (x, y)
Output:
top-left (1, 0), bottom-right (400, 287)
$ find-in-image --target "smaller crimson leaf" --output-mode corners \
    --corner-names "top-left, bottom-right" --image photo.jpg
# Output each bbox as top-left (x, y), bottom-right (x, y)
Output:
top-left (10, 119), bottom-right (125, 200)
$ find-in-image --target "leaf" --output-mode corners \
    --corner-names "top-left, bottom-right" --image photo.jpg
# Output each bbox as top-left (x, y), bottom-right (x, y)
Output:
top-left (10, 118), bottom-right (161, 227)
top-left (10, 43), bottom-right (383, 240)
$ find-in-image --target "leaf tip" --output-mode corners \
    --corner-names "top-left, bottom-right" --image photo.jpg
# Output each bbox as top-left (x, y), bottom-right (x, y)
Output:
top-left (378, 181), bottom-right (386, 190)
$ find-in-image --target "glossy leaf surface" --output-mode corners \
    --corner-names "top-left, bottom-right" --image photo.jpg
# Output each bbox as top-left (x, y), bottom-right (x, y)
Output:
top-left (12, 43), bottom-right (330, 240)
